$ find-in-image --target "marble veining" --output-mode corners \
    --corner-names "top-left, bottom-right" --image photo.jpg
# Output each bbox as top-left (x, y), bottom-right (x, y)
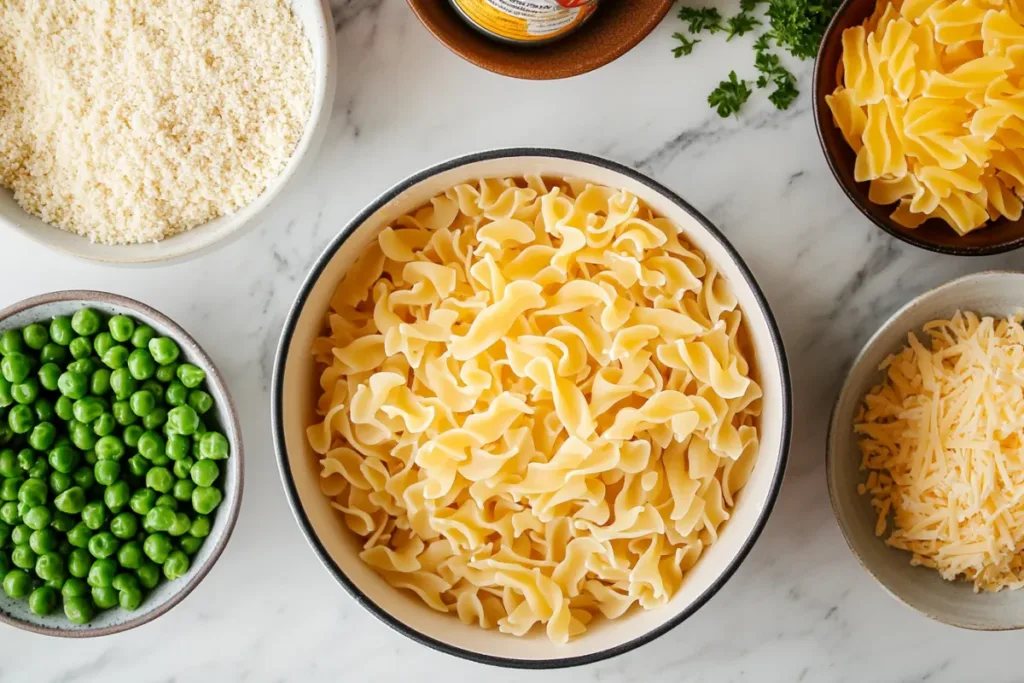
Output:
top-left (2, 1), bottom-right (1023, 681)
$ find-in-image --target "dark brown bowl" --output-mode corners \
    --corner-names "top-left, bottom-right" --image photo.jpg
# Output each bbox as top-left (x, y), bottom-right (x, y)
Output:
top-left (812, 0), bottom-right (1024, 256)
top-left (407, 0), bottom-right (674, 80)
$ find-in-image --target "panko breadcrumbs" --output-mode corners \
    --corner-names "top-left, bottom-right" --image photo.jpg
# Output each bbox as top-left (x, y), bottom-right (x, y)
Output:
top-left (0, 0), bottom-right (313, 245)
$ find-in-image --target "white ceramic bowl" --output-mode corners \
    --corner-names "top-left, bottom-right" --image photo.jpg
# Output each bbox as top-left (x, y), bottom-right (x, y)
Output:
top-left (827, 270), bottom-right (1024, 630)
top-left (0, 291), bottom-right (244, 637)
top-left (0, 0), bottom-right (336, 265)
top-left (272, 149), bottom-right (792, 667)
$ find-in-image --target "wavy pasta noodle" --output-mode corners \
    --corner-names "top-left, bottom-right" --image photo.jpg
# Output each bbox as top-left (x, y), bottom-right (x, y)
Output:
top-left (826, 0), bottom-right (1024, 235)
top-left (307, 177), bottom-right (761, 643)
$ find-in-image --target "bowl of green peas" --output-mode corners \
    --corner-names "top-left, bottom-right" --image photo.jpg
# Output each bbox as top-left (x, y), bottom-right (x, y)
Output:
top-left (0, 290), bottom-right (243, 636)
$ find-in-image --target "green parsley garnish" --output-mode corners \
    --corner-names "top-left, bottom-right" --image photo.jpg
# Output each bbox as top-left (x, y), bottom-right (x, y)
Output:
top-left (671, 32), bottom-right (702, 57)
top-left (754, 48), bottom-right (799, 110)
top-left (676, 6), bottom-right (725, 33)
top-left (766, 0), bottom-right (843, 59)
top-left (708, 71), bottom-right (752, 118)
top-left (725, 12), bottom-right (762, 40)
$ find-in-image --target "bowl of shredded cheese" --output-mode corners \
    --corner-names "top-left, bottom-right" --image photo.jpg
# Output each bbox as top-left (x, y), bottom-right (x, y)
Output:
top-left (272, 148), bottom-right (792, 667)
top-left (828, 270), bottom-right (1024, 630)
top-left (0, 0), bottom-right (336, 265)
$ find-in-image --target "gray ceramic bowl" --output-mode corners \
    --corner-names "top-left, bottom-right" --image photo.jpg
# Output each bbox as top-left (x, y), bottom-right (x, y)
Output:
top-left (827, 270), bottom-right (1024, 630)
top-left (0, 291), bottom-right (244, 637)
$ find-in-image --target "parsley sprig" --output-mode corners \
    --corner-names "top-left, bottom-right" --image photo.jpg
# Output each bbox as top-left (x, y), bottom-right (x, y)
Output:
top-left (671, 0), bottom-right (838, 116)
top-left (708, 71), bottom-right (752, 118)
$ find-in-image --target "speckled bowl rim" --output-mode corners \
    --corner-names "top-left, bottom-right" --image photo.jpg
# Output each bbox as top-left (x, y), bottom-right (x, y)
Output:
top-left (811, 0), bottom-right (1024, 257)
top-left (406, 1), bottom-right (675, 80)
top-left (0, 290), bottom-right (245, 638)
top-left (825, 270), bottom-right (1024, 630)
top-left (272, 147), bottom-right (793, 669)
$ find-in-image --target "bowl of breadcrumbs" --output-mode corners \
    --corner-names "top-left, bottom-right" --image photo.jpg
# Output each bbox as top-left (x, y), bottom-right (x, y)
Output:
top-left (0, 0), bottom-right (336, 264)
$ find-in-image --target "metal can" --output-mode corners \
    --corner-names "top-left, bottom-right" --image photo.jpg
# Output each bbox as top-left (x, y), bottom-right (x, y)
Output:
top-left (449, 0), bottom-right (601, 46)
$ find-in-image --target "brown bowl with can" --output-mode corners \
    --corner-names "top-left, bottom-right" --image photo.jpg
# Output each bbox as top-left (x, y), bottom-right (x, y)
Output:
top-left (407, 0), bottom-right (674, 80)
top-left (812, 0), bottom-right (1024, 256)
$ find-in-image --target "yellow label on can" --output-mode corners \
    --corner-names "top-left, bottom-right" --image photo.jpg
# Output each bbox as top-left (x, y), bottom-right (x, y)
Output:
top-left (451, 0), bottom-right (599, 43)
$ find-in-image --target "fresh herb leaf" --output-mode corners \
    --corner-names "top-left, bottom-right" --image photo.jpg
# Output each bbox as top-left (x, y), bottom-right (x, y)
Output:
top-left (725, 12), bottom-right (762, 40)
top-left (767, 75), bottom-right (799, 109)
top-left (677, 6), bottom-right (725, 34)
top-left (740, 0), bottom-right (766, 11)
top-left (753, 44), bottom-right (799, 109)
top-left (753, 49), bottom-right (784, 87)
top-left (765, 0), bottom-right (843, 60)
top-left (671, 32), bottom-right (702, 57)
top-left (752, 32), bottom-right (774, 53)
top-left (708, 71), bottom-right (752, 118)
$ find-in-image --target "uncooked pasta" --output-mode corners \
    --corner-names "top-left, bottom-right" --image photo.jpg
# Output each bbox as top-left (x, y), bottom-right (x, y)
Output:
top-left (307, 176), bottom-right (762, 642)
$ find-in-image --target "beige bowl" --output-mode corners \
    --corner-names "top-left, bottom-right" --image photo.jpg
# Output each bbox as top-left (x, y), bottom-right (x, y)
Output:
top-left (827, 270), bottom-right (1024, 630)
top-left (0, 0), bottom-right (336, 265)
top-left (272, 148), bottom-right (792, 667)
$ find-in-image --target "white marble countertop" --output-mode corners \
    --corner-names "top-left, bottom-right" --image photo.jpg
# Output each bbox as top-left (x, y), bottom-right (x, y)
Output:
top-left (3, 2), bottom-right (1024, 681)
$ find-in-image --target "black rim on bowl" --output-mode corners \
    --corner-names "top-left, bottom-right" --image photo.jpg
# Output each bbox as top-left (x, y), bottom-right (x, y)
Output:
top-left (811, 0), bottom-right (1024, 257)
top-left (271, 148), bottom-right (793, 669)
top-left (0, 290), bottom-right (244, 638)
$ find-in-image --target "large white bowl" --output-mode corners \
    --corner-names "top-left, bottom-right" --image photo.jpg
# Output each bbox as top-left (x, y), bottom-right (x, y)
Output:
top-left (827, 270), bottom-right (1024, 630)
top-left (272, 149), bottom-right (792, 668)
top-left (0, 0), bottom-right (336, 265)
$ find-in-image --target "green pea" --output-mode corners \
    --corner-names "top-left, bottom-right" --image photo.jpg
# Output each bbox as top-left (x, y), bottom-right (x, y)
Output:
top-left (90, 368), bottom-right (112, 397)
top-left (141, 379), bottom-right (163, 401)
top-left (163, 383), bottom-right (187, 410)
top-left (72, 466), bottom-right (95, 490)
top-left (198, 432), bottom-right (229, 461)
top-left (165, 405), bottom-right (198, 436)
top-left (191, 487), bottom-right (222, 515)
top-left (116, 586), bottom-right (143, 611)
top-left (128, 489), bottom-right (157, 517)
top-left (179, 535), bottom-right (204, 556)
top-left (127, 349), bottom-right (156, 381)
top-left (16, 500), bottom-right (30, 518)
top-left (48, 445), bottom-right (80, 474)
top-left (33, 397), bottom-right (54, 422)
top-left (0, 477), bottom-right (23, 501)
top-left (136, 561), bottom-right (160, 590)
top-left (130, 325), bottom-right (155, 349)
top-left (93, 413), bottom-right (116, 437)
top-left (24, 422), bottom-right (55, 453)
top-left (11, 378), bottom-right (39, 404)
top-left (11, 544), bottom-right (37, 569)
top-left (39, 342), bottom-right (67, 364)
top-left (101, 345), bottom-right (129, 370)
top-left (26, 585), bottom-right (58, 616)
top-left (146, 467), bottom-right (174, 494)
top-left (54, 395), bottom-right (74, 421)
top-left (93, 332), bottom-right (115, 358)
top-left (123, 424), bottom-right (144, 448)
top-left (127, 454), bottom-right (150, 478)
top-left (143, 408), bottom-right (167, 431)
top-left (0, 378), bottom-right (11, 409)
top-left (92, 435), bottom-right (124, 462)
top-left (17, 478), bottom-right (47, 507)
top-left (109, 367), bottom-right (137, 400)
top-left (115, 539), bottom-right (143, 569)
top-left (110, 512), bottom-right (138, 540)
top-left (162, 435), bottom-right (187, 462)
top-left (83, 449), bottom-right (98, 466)
top-left (66, 521), bottom-right (91, 549)
top-left (0, 329), bottom-right (23, 355)
top-left (10, 524), bottom-right (29, 545)
top-left (88, 532), bottom-right (119, 559)
top-left (57, 371), bottom-right (88, 400)
top-left (16, 448), bottom-right (35, 472)
top-left (3, 569), bottom-right (30, 598)
top-left (111, 400), bottom-right (137, 427)
top-left (64, 595), bottom-right (94, 624)
top-left (82, 501), bottom-right (107, 530)
top-left (175, 362), bottom-right (205, 388)
top-left (110, 572), bottom-right (139, 593)
top-left (155, 363), bottom-right (179, 384)
top-left (172, 479), bottom-right (195, 503)
top-left (90, 585), bottom-right (117, 609)
top-left (187, 390), bottom-right (213, 416)
top-left (67, 358), bottom-right (95, 376)
top-left (154, 494), bottom-right (177, 511)
top-left (49, 317), bottom-right (73, 346)
top-left (130, 390), bottom-right (156, 417)
top-left (145, 507), bottom-right (176, 533)
top-left (162, 549), bottom-right (190, 580)
top-left (34, 552), bottom-right (65, 582)
top-left (52, 488), bottom-right (86, 517)
top-left (20, 323), bottom-right (48, 351)
top-left (0, 502), bottom-right (18, 525)
top-left (8, 404), bottom-right (35, 434)
top-left (172, 456), bottom-right (194, 480)
top-left (1, 352), bottom-right (32, 384)
top-left (51, 511), bottom-right (75, 532)
top-left (0, 520), bottom-right (9, 549)
top-left (143, 533), bottom-right (172, 564)
top-left (72, 397), bottom-right (106, 424)
top-left (23, 505), bottom-right (51, 530)
top-left (67, 548), bottom-right (92, 578)
top-left (61, 577), bottom-right (88, 600)
top-left (68, 337), bottom-right (91, 360)
top-left (94, 461), bottom-right (120, 487)
top-left (28, 458), bottom-right (49, 482)
top-left (168, 513), bottom-right (191, 537)
top-left (35, 365), bottom-right (60, 394)
top-left (138, 431), bottom-right (164, 461)
top-left (87, 557), bottom-right (117, 587)
top-left (0, 449), bottom-right (15, 477)
top-left (190, 460), bottom-right (220, 488)
top-left (71, 308), bottom-right (102, 336)
top-left (102, 315), bottom-right (133, 344)
top-left (107, 481), bottom-right (132, 511)
top-left (148, 337), bottom-right (180, 366)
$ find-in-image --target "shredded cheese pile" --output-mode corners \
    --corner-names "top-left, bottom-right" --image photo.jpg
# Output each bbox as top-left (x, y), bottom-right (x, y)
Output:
top-left (857, 311), bottom-right (1024, 592)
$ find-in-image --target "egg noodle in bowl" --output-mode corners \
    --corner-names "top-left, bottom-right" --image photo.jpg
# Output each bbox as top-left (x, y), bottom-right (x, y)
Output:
top-left (306, 176), bottom-right (762, 643)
